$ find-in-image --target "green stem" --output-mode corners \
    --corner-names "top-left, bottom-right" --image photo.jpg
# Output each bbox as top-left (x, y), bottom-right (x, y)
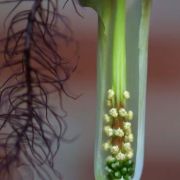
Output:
top-left (112, 0), bottom-right (126, 105)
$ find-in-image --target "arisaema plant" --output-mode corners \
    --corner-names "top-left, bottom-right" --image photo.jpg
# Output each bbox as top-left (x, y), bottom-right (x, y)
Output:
top-left (79, 0), bottom-right (152, 179)
top-left (0, 0), bottom-right (152, 179)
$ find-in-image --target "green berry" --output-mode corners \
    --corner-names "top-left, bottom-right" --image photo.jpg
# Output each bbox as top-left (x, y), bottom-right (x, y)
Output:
top-left (121, 167), bottom-right (128, 175)
top-left (105, 166), bottom-right (113, 173)
top-left (114, 171), bottom-right (121, 178)
top-left (127, 167), bottom-right (134, 175)
top-left (107, 172), bottom-right (114, 179)
top-left (126, 160), bottom-right (134, 167)
top-left (117, 161), bottom-right (123, 169)
top-left (124, 175), bottom-right (132, 180)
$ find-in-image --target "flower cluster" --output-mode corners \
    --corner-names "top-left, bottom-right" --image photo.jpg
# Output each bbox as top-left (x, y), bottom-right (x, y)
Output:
top-left (103, 89), bottom-right (134, 179)
top-left (105, 157), bottom-right (134, 180)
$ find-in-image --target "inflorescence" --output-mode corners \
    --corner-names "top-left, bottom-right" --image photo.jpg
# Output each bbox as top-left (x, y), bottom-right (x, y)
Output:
top-left (103, 89), bottom-right (134, 180)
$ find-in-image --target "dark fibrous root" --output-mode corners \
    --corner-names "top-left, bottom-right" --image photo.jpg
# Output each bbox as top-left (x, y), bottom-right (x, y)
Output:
top-left (0, 0), bottom-right (78, 179)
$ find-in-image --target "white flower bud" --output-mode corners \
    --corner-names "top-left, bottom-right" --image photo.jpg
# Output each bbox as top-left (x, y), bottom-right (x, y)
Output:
top-left (106, 155), bottom-right (115, 163)
top-left (124, 127), bottom-right (132, 135)
top-left (126, 150), bottom-right (134, 159)
top-left (104, 114), bottom-right (111, 123)
top-left (123, 122), bottom-right (131, 130)
top-left (107, 100), bottom-right (112, 107)
top-left (109, 108), bottom-right (118, 118)
top-left (116, 151), bottom-right (126, 161)
top-left (103, 142), bottom-right (111, 151)
top-left (126, 110), bottom-right (133, 120)
top-left (104, 126), bottom-right (113, 137)
top-left (123, 90), bottom-right (130, 99)
top-left (110, 145), bottom-right (119, 154)
top-left (123, 142), bottom-right (132, 152)
top-left (119, 108), bottom-right (127, 117)
top-left (107, 89), bottom-right (115, 99)
top-left (114, 128), bottom-right (124, 137)
top-left (125, 133), bottom-right (134, 143)
top-left (128, 133), bottom-right (134, 142)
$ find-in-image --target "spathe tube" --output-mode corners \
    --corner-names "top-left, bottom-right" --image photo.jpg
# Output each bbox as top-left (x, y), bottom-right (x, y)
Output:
top-left (79, 0), bottom-right (152, 179)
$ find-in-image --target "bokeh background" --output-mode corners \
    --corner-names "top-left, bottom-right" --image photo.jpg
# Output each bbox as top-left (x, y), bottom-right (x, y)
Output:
top-left (0, 0), bottom-right (180, 180)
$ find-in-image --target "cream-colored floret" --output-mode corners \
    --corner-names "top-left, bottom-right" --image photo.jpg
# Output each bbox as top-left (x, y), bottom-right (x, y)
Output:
top-left (109, 108), bottom-right (118, 118)
top-left (119, 108), bottom-right (127, 117)
top-left (128, 133), bottom-right (134, 142)
top-left (125, 133), bottom-right (134, 142)
top-left (114, 128), bottom-right (124, 137)
top-left (126, 150), bottom-right (134, 159)
top-left (124, 127), bottom-right (132, 135)
top-left (103, 141), bottom-right (111, 151)
top-left (104, 126), bottom-right (113, 137)
top-left (116, 151), bottom-right (126, 161)
top-left (123, 90), bottom-right (130, 99)
top-left (110, 145), bottom-right (119, 154)
top-left (123, 142), bottom-right (132, 152)
top-left (107, 100), bottom-right (112, 107)
top-left (126, 110), bottom-right (133, 120)
top-left (104, 114), bottom-right (111, 123)
top-left (107, 89), bottom-right (115, 99)
top-left (106, 155), bottom-right (115, 163)
top-left (123, 122), bottom-right (132, 130)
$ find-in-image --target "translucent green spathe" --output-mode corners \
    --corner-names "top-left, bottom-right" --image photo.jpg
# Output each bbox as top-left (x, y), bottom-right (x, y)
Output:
top-left (79, 0), bottom-right (152, 179)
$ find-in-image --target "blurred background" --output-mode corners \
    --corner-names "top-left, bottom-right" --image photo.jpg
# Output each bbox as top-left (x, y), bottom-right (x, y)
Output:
top-left (0, 0), bottom-right (180, 180)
